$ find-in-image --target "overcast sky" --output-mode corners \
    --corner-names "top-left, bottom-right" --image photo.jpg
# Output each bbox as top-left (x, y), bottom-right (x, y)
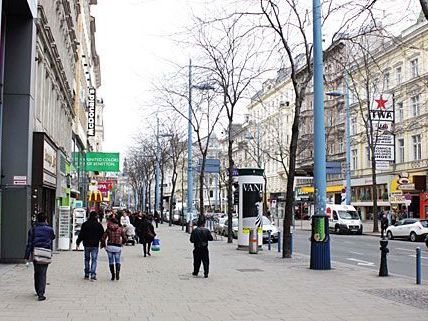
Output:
top-left (93, 0), bottom-right (420, 157)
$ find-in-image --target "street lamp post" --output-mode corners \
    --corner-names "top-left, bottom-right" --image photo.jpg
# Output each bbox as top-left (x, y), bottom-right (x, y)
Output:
top-left (155, 117), bottom-right (161, 217)
top-left (310, 0), bottom-right (331, 270)
top-left (326, 72), bottom-right (351, 205)
top-left (187, 59), bottom-right (214, 232)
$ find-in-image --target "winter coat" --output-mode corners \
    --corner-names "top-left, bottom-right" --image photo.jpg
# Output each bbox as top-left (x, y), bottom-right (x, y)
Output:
top-left (190, 227), bottom-right (213, 248)
top-left (101, 222), bottom-right (127, 248)
top-left (76, 219), bottom-right (104, 248)
top-left (138, 219), bottom-right (156, 244)
top-left (24, 223), bottom-right (56, 260)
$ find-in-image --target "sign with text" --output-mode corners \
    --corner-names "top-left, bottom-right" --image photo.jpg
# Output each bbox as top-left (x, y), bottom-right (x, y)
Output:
top-left (374, 145), bottom-right (394, 161)
top-left (87, 88), bottom-right (96, 136)
top-left (86, 152), bottom-right (120, 172)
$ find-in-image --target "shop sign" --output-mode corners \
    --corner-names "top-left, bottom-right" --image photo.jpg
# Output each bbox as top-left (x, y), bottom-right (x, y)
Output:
top-left (85, 152), bottom-right (120, 172)
top-left (389, 193), bottom-right (406, 204)
top-left (294, 176), bottom-right (313, 187)
top-left (376, 160), bottom-right (390, 171)
top-left (43, 140), bottom-right (57, 175)
top-left (375, 135), bottom-right (394, 146)
top-left (374, 145), bottom-right (394, 161)
top-left (43, 172), bottom-right (57, 187)
top-left (97, 181), bottom-right (113, 193)
top-left (87, 87), bottom-right (96, 136)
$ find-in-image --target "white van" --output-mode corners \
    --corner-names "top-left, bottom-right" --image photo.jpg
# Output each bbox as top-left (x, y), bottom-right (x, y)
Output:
top-left (326, 204), bottom-right (363, 234)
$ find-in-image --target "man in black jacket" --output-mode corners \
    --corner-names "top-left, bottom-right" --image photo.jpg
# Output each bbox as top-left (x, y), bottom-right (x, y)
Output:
top-left (190, 216), bottom-right (213, 278)
top-left (76, 211), bottom-right (104, 280)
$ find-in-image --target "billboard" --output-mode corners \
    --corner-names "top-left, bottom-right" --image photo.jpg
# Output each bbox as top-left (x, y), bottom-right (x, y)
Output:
top-left (86, 152), bottom-right (120, 172)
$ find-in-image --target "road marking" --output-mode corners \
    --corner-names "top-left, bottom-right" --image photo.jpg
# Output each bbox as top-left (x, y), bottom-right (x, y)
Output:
top-left (350, 251), bottom-right (364, 255)
top-left (347, 258), bottom-right (375, 266)
top-left (396, 248), bottom-right (416, 252)
top-left (408, 254), bottom-right (428, 260)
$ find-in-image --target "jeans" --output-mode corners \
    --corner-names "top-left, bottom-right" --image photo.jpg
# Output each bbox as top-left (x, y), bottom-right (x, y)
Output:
top-left (106, 249), bottom-right (121, 265)
top-left (193, 246), bottom-right (209, 276)
top-left (84, 247), bottom-right (99, 277)
top-left (33, 263), bottom-right (48, 296)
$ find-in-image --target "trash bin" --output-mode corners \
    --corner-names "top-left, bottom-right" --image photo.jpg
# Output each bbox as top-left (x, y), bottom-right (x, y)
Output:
top-left (249, 228), bottom-right (258, 254)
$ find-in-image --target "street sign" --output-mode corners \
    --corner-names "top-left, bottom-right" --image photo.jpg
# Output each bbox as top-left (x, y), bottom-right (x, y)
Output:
top-left (375, 135), bottom-right (394, 145)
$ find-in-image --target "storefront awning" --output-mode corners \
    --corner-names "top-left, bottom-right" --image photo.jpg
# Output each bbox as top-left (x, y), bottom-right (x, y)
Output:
top-left (300, 185), bottom-right (344, 193)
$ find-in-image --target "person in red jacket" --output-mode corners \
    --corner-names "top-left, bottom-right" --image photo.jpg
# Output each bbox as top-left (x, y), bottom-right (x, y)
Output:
top-left (101, 218), bottom-right (127, 280)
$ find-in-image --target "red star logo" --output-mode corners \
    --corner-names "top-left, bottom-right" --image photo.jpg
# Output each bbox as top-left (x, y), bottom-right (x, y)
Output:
top-left (375, 95), bottom-right (388, 109)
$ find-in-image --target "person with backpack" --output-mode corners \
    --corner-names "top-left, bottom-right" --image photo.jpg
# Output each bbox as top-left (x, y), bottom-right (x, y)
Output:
top-left (76, 211), bottom-right (104, 280)
top-left (190, 216), bottom-right (213, 278)
top-left (24, 212), bottom-right (56, 301)
top-left (101, 218), bottom-right (127, 281)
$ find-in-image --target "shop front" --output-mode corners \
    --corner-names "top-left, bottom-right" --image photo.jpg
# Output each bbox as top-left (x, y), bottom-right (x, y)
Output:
top-left (32, 133), bottom-right (58, 225)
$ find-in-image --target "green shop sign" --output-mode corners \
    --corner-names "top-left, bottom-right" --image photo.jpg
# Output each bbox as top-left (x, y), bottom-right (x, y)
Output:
top-left (86, 152), bottom-right (120, 172)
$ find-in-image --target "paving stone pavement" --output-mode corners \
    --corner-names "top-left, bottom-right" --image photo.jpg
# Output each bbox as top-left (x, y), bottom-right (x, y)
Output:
top-left (0, 224), bottom-right (427, 321)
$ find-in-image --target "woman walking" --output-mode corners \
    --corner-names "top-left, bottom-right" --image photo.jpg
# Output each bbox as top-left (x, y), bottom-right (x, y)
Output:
top-left (138, 214), bottom-right (156, 257)
top-left (24, 212), bottom-right (55, 301)
top-left (101, 218), bottom-right (127, 280)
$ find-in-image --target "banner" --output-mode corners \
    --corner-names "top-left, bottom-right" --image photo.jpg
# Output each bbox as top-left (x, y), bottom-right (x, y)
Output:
top-left (86, 152), bottom-right (120, 172)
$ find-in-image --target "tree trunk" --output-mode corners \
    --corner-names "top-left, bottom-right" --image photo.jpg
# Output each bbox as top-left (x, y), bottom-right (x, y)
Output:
top-left (199, 170), bottom-right (205, 217)
top-left (169, 166), bottom-right (177, 226)
top-left (263, 174), bottom-right (268, 215)
top-left (371, 153), bottom-right (379, 232)
top-left (283, 98), bottom-right (302, 258)
top-left (160, 163), bottom-right (165, 223)
top-left (227, 120), bottom-right (234, 243)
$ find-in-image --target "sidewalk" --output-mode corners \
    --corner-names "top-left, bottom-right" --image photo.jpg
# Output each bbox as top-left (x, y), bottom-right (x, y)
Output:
top-left (0, 224), bottom-right (426, 321)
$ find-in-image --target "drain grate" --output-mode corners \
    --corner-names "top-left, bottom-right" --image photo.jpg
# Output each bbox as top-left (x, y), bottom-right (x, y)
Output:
top-left (236, 268), bottom-right (264, 272)
top-left (364, 288), bottom-right (428, 310)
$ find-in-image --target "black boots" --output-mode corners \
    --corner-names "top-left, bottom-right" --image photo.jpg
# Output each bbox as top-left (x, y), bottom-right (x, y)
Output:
top-left (109, 264), bottom-right (115, 281)
top-left (115, 263), bottom-right (121, 281)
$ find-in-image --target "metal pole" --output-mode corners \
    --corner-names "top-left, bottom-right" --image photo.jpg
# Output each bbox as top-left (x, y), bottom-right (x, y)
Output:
top-left (214, 173), bottom-right (218, 211)
top-left (277, 231), bottom-right (281, 253)
top-left (268, 230), bottom-right (271, 250)
top-left (256, 121), bottom-right (261, 168)
top-left (155, 117), bottom-right (160, 213)
top-left (187, 59), bottom-right (193, 232)
top-left (416, 247), bottom-right (422, 284)
top-left (310, 0), bottom-right (331, 270)
top-left (345, 73), bottom-right (351, 205)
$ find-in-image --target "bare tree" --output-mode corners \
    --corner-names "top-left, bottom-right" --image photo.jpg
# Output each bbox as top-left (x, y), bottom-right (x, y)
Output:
top-left (192, 13), bottom-right (270, 243)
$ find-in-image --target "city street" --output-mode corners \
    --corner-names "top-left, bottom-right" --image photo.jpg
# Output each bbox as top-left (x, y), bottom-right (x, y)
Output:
top-left (290, 229), bottom-right (428, 281)
top-left (1, 224), bottom-right (427, 321)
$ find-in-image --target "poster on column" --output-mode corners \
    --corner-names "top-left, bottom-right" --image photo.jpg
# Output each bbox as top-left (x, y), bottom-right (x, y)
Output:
top-left (242, 183), bottom-right (263, 231)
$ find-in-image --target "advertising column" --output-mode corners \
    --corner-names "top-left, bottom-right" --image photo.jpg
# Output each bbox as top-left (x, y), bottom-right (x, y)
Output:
top-left (237, 168), bottom-right (264, 250)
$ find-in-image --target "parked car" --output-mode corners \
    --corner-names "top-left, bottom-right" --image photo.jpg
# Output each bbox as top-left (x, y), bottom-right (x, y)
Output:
top-left (262, 217), bottom-right (279, 242)
top-left (425, 234), bottom-right (428, 248)
top-left (220, 218), bottom-right (238, 237)
top-left (386, 219), bottom-right (428, 242)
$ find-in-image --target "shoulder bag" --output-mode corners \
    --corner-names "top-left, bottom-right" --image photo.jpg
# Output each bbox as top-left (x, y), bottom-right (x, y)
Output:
top-left (32, 227), bottom-right (52, 264)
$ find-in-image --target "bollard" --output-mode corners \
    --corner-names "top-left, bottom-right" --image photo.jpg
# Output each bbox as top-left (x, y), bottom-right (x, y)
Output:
top-left (277, 231), bottom-right (281, 253)
top-left (249, 229), bottom-right (258, 254)
top-left (268, 230), bottom-right (271, 251)
top-left (416, 247), bottom-right (422, 285)
top-left (379, 238), bottom-right (389, 277)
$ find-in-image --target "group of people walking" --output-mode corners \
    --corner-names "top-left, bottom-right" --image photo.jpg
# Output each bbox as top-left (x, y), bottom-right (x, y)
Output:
top-left (24, 208), bottom-right (213, 301)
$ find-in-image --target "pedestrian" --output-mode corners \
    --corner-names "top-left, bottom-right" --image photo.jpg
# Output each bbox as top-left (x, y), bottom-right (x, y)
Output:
top-left (76, 211), bottom-right (104, 280)
top-left (190, 216), bottom-right (213, 278)
top-left (120, 211), bottom-right (131, 226)
top-left (101, 218), bottom-right (127, 281)
top-left (138, 214), bottom-right (156, 257)
top-left (381, 212), bottom-right (388, 238)
top-left (154, 211), bottom-right (160, 228)
top-left (24, 212), bottom-right (56, 301)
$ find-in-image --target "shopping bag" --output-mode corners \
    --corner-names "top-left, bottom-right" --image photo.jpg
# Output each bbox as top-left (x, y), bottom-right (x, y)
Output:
top-left (151, 238), bottom-right (160, 251)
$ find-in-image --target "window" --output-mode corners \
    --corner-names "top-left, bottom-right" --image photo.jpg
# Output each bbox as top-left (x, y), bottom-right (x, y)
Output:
top-left (412, 134), bottom-right (422, 160)
top-left (397, 102), bottom-right (404, 122)
top-left (410, 58), bottom-right (419, 78)
top-left (365, 146), bottom-right (371, 167)
top-left (351, 117), bottom-right (357, 135)
top-left (398, 138), bottom-right (405, 163)
top-left (411, 94), bottom-right (420, 117)
top-left (338, 137), bottom-right (344, 153)
top-left (396, 66), bottom-right (402, 84)
top-left (351, 149), bottom-right (358, 170)
top-left (383, 72), bottom-right (390, 90)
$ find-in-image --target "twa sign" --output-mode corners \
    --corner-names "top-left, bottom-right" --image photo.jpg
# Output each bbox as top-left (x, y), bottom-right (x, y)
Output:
top-left (371, 94), bottom-right (394, 122)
